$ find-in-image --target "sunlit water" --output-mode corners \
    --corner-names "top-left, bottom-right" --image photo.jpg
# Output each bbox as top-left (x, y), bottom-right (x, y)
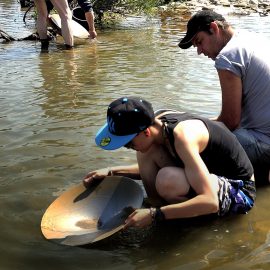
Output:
top-left (1, 1), bottom-right (270, 269)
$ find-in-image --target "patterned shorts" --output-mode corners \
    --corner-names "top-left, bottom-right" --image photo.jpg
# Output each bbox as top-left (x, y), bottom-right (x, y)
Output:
top-left (217, 177), bottom-right (256, 216)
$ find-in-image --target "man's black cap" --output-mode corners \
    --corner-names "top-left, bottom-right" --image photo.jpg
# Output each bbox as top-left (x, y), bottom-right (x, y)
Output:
top-left (179, 10), bottom-right (225, 49)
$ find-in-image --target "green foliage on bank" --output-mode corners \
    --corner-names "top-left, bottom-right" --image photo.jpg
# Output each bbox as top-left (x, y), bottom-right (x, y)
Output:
top-left (121, 0), bottom-right (168, 13)
top-left (94, 0), bottom-right (175, 25)
top-left (95, 0), bottom-right (173, 14)
top-left (93, 0), bottom-right (173, 25)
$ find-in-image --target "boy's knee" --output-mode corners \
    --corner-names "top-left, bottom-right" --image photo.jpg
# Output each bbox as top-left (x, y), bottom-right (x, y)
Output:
top-left (156, 167), bottom-right (190, 201)
top-left (156, 168), bottom-right (173, 195)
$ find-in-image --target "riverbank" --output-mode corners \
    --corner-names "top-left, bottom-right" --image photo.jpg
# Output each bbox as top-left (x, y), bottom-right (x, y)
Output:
top-left (104, 0), bottom-right (270, 30)
top-left (158, 0), bottom-right (270, 16)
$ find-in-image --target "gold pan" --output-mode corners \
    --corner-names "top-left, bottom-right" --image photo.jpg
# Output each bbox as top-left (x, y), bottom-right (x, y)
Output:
top-left (41, 176), bottom-right (144, 246)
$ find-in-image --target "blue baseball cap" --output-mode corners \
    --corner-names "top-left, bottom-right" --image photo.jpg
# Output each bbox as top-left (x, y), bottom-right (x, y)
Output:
top-left (95, 97), bottom-right (155, 150)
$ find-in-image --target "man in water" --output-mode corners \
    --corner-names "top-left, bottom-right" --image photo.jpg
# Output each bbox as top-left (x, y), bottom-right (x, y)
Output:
top-left (84, 97), bottom-right (255, 228)
top-left (178, 10), bottom-right (270, 185)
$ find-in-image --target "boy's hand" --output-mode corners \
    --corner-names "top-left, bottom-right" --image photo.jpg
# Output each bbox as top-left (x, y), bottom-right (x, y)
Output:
top-left (83, 167), bottom-right (110, 187)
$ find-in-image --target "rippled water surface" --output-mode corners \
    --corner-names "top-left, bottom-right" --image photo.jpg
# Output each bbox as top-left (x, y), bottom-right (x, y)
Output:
top-left (1, 1), bottom-right (270, 269)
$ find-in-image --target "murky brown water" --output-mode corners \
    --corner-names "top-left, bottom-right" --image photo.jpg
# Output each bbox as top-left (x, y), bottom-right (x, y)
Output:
top-left (1, 1), bottom-right (270, 269)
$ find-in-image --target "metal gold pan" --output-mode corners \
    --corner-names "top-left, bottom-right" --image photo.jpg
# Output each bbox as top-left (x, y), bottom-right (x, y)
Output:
top-left (41, 176), bottom-right (144, 246)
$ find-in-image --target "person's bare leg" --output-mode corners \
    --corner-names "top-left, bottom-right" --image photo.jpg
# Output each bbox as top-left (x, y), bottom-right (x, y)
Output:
top-left (50, 0), bottom-right (73, 47)
top-left (137, 144), bottom-right (220, 205)
top-left (33, 0), bottom-right (49, 49)
top-left (137, 144), bottom-right (177, 204)
top-left (156, 168), bottom-right (219, 204)
top-left (156, 167), bottom-right (191, 203)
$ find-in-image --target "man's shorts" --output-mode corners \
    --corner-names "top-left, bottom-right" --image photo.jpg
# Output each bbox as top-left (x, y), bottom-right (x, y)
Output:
top-left (218, 176), bottom-right (256, 216)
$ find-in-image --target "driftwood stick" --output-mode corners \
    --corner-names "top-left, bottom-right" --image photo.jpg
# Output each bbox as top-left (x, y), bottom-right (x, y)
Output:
top-left (0, 29), bottom-right (16, 41)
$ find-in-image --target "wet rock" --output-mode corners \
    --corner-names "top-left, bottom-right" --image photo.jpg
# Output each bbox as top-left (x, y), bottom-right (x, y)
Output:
top-left (167, 0), bottom-right (270, 16)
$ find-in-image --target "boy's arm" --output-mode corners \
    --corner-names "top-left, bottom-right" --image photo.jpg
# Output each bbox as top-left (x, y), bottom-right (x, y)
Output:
top-left (161, 120), bottom-right (219, 219)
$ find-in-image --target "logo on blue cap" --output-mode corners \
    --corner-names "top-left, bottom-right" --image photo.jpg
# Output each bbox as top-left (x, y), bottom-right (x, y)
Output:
top-left (99, 137), bottom-right (111, 147)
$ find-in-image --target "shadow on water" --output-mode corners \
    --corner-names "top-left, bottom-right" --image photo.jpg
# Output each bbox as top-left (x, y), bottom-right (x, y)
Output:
top-left (1, 0), bottom-right (270, 269)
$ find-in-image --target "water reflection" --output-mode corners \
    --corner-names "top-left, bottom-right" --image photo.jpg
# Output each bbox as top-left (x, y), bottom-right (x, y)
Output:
top-left (38, 48), bottom-right (98, 116)
top-left (1, 0), bottom-right (270, 269)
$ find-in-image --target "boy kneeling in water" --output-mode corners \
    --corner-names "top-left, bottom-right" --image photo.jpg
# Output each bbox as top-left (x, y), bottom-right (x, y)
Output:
top-left (84, 97), bottom-right (255, 227)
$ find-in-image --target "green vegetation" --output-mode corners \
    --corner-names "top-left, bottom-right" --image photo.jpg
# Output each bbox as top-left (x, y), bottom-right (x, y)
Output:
top-left (94, 0), bottom-right (173, 15)
top-left (120, 0), bottom-right (167, 13)
top-left (94, 0), bottom-right (174, 25)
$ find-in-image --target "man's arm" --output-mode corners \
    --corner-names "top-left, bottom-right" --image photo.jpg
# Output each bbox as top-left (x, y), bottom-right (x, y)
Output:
top-left (85, 10), bottom-right (97, 39)
top-left (77, 0), bottom-right (97, 39)
top-left (216, 69), bottom-right (242, 130)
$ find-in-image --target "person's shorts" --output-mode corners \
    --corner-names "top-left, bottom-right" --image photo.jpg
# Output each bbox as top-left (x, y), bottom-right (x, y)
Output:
top-left (217, 176), bottom-right (256, 216)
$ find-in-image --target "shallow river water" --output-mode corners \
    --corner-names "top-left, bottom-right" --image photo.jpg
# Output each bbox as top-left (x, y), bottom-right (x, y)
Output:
top-left (1, 1), bottom-right (270, 269)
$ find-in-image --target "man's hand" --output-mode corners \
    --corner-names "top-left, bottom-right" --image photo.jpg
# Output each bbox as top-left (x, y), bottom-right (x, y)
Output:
top-left (89, 30), bottom-right (97, 39)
